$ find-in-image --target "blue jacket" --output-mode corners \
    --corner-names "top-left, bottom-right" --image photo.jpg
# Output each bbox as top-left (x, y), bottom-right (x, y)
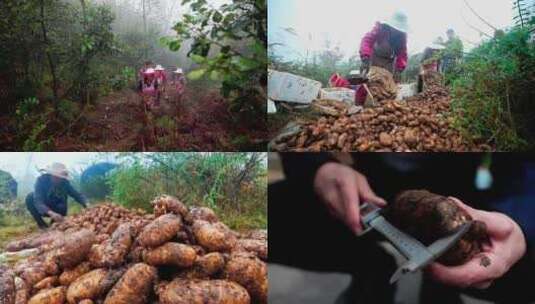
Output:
top-left (33, 174), bottom-right (87, 215)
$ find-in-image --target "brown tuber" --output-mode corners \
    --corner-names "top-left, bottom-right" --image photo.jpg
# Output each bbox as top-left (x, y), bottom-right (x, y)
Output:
top-left (137, 214), bottom-right (182, 248)
top-left (157, 279), bottom-right (250, 304)
top-left (143, 242), bottom-right (197, 268)
top-left (27, 286), bottom-right (66, 304)
top-left (66, 268), bottom-right (124, 304)
top-left (89, 223), bottom-right (134, 268)
top-left (192, 220), bottom-right (237, 252)
top-left (186, 207), bottom-right (218, 224)
top-left (236, 239), bottom-right (268, 261)
top-left (14, 277), bottom-right (29, 304)
top-left (44, 229), bottom-right (96, 271)
top-left (151, 195), bottom-right (189, 218)
top-left (0, 266), bottom-right (15, 304)
top-left (195, 253), bottom-right (226, 276)
top-left (58, 262), bottom-right (91, 286)
top-left (34, 276), bottom-right (58, 291)
top-left (103, 263), bottom-right (157, 304)
top-left (224, 252), bottom-right (268, 304)
top-left (389, 190), bottom-right (489, 265)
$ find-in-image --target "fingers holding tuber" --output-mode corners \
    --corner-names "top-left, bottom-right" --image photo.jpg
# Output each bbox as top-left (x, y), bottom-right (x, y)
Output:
top-left (390, 190), bottom-right (489, 265)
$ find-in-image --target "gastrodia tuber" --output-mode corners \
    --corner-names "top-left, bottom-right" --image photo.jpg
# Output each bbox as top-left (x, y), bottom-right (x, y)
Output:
top-left (103, 263), bottom-right (157, 304)
top-left (137, 214), bottom-right (182, 248)
top-left (142, 242), bottom-right (197, 268)
top-left (157, 279), bottom-right (250, 304)
top-left (223, 252), bottom-right (267, 304)
top-left (192, 221), bottom-right (237, 252)
top-left (389, 190), bottom-right (489, 265)
top-left (0, 266), bottom-right (15, 304)
top-left (66, 268), bottom-right (124, 304)
top-left (89, 223), bottom-right (134, 268)
top-left (27, 286), bottom-right (66, 304)
top-left (151, 195), bottom-right (189, 218)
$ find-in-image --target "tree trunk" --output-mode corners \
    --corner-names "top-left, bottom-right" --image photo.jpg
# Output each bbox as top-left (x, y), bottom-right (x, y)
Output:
top-left (39, 0), bottom-right (59, 105)
top-left (80, 0), bottom-right (89, 104)
top-left (142, 0), bottom-right (148, 59)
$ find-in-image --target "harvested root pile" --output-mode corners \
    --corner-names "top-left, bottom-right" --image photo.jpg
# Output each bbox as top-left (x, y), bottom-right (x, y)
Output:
top-left (367, 66), bottom-right (398, 101)
top-left (388, 190), bottom-right (489, 265)
top-left (50, 204), bottom-right (152, 235)
top-left (272, 82), bottom-right (491, 152)
top-left (1, 195), bottom-right (267, 304)
top-left (417, 71), bottom-right (448, 100)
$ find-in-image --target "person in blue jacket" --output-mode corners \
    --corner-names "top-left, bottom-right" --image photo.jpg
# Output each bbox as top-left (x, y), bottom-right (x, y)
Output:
top-left (25, 162), bottom-right (87, 228)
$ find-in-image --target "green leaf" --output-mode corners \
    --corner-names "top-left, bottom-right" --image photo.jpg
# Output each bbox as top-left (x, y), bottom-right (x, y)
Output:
top-left (236, 57), bottom-right (258, 71)
top-left (212, 11), bottom-right (223, 23)
top-left (210, 70), bottom-right (221, 80)
top-left (188, 69), bottom-right (206, 80)
top-left (169, 40), bottom-right (182, 51)
top-left (190, 54), bottom-right (206, 64)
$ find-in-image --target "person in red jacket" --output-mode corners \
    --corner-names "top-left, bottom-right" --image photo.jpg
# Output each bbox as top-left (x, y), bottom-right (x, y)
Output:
top-left (360, 11), bottom-right (409, 83)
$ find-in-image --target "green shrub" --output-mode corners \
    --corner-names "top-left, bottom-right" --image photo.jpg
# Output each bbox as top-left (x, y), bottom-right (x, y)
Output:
top-left (449, 28), bottom-right (535, 150)
top-left (107, 153), bottom-right (267, 230)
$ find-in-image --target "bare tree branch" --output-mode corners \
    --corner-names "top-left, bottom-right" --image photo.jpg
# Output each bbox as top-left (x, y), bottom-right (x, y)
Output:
top-left (463, 0), bottom-right (498, 31)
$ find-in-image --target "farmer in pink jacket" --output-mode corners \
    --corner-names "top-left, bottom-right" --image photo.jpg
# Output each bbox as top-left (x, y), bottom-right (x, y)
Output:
top-left (141, 68), bottom-right (158, 109)
top-left (360, 11), bottom-right (409, 83)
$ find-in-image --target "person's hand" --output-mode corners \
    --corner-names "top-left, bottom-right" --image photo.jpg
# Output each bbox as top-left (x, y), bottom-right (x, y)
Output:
top-left (427, 197), bottom-right (526, 289)
top-left (313, 162), bottom-right (387, 234)
top-left (47, 211), bottom-right (64, 223)
top-left (360, 58), bottom-right (371, 75)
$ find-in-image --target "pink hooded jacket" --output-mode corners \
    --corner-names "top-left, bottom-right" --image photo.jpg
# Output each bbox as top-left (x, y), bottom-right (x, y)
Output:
top-left (360, 22), bottom-right (408, 71)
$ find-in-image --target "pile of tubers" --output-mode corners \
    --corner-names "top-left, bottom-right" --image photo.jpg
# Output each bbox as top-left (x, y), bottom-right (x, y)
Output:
top-left (272, 82), bottom-right (492, 152)
top-left (0, 195), bottom-right (267, 304)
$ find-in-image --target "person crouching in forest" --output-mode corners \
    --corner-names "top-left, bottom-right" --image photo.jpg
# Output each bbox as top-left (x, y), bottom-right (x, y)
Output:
top-left (154, 65), bottom-right (167, 103)
top-left (141, 68), bottom-right (158, 110)
top-left (173, 68), bottom-right (186, 103)
top-left (25, 163), bottom-right (87, 229)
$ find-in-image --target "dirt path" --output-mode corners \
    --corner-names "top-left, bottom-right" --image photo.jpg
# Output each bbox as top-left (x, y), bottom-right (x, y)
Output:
top-left (53, 82), bottom-right (265, 151)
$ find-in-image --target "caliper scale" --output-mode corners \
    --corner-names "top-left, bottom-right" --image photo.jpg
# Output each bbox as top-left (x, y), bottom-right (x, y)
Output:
top-left (359, 203), bottom-right (472, 283)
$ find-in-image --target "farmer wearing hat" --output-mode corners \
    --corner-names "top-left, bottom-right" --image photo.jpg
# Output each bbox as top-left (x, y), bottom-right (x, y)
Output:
top-left (25, 163), bottom-right (87, 229)
top-left (352, 11), bottom-right (410, 103)
top-left (138, 61), bottom-right (153, 92)
top-left (154, 65), bottom-right (167, 102)
top-left (173, 68), bottom-right (186, 101)
top-left (360, 11), bottom-right (409, 82)
top-left (141, 68), bottom-right (158, 109)
top-left (418, 41), bottom-right (446, 92)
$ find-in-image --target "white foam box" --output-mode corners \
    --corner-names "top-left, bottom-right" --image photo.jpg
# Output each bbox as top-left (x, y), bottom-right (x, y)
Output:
top-left (397, 83), bottom-right (418, 100)
top-left (319, 87), bottom-right (356, 105)
top-left (268, 98), bottom-right (277, 114)
top-left (268, 69), bottom-right (322, 104)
